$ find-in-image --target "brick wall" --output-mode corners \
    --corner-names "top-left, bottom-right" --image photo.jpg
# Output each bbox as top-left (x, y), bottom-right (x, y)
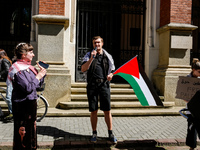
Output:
top-left (39, 0), bottom-right (65, 15)
top-left (160, 0), bottom-right (170, 27)
top-left (160, 0), bottom-right (192, 27)
top-left (170, 0), bottom-right (192, 24)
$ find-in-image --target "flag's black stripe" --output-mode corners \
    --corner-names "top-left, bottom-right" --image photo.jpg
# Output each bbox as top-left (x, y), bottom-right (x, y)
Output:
top-left (139, 64), bottom-right (164, 106)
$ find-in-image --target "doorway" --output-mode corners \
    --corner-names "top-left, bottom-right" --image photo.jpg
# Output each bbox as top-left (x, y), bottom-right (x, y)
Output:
top-left (76, 0), bottom-right (146, 82)
top-left (0, 0), bottom-right (32, 59)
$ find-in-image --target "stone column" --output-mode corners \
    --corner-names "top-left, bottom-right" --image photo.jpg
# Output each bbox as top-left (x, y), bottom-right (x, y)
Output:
top-left (32, 15), bottom-right (71, 107)
top-left (152, 23), bottom-right (197, 106)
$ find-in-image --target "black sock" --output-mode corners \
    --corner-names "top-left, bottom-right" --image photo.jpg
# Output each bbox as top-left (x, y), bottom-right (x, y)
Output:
top-left (93, 130), bottom-right (97, 135)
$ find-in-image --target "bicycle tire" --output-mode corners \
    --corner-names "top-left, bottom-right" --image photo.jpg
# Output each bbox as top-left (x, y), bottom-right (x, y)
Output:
top-left (37, 95), bottom-right (48, 122)
top-left (0, 87), bottom-right (7, 101)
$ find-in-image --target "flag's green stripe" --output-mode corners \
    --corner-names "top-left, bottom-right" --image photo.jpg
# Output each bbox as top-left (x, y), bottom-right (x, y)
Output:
top-left (115, 73), bottom-right (149, 106)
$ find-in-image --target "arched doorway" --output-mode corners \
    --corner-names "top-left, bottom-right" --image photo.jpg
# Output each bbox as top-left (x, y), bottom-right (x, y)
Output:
top-left (76, 0), bottom-right (146, 82)
top-left (0, 0), bottom-right (32, 59)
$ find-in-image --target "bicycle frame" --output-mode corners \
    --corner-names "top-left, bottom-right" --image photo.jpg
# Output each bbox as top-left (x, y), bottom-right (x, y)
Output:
top-left (179, 108), bottom-right (188, 119)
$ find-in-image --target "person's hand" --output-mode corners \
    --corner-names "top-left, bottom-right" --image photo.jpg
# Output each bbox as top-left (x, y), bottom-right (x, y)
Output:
top-left (36, 68), bottom-right (46, 80)
top-left (107, 73), bottom-right (113, 81)
top-left (37, 61), bottom-right (46, 70)
top-left (36, 63), bottom-right (47, 80)
top-left (91, 50), bottom-right (97, 58)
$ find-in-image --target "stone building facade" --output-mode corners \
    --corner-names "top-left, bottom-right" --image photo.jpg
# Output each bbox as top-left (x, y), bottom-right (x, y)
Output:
top-left (0, 0), bottom-right (199, 107)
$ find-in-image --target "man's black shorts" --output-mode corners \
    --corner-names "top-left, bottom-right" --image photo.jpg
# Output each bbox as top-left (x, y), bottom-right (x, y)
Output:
top-left (87, 82), bottom-right (111, 112)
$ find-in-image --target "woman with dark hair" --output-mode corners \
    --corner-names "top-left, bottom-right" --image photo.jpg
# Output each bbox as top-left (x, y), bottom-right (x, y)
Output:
top-left (8, 43), bottom-right (46, 150)
top-left (0, 49), bottom-right (13, 120)
top-left (0, 49), bottom-right (12, 81)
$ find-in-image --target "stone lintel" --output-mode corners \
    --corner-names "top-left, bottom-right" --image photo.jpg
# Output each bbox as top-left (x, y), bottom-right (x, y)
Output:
top-left (32, 14), bottom-right (69, 29)
top-left (157, 23), bottom-right (198, 33)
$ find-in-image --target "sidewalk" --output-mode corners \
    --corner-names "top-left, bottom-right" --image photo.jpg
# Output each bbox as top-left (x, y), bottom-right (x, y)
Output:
top-left (0, 116), bottom-right (199, 149)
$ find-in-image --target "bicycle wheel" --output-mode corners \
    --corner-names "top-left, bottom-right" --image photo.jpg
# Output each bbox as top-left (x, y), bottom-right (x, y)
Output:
top-left (0, 87), bottom-right (7, 101)
top-left (37, 95), bottom-right (48, 122)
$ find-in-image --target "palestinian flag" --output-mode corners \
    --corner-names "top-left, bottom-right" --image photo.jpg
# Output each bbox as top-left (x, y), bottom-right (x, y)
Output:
top-left (113, 56), bottom-right (163, 106)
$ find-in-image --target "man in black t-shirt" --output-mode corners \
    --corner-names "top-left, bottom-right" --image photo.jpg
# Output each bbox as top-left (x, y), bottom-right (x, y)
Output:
top-left (81, 36), bottom-right (117, 143)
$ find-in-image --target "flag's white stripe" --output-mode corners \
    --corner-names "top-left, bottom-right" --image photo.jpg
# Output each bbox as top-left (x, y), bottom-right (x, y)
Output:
top-left (132, 74), bottom-right (157, 106)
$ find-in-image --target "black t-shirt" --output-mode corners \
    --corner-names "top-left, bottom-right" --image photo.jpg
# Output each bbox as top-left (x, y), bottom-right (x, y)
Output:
top-left (93, 54), bottom-right (105, 79)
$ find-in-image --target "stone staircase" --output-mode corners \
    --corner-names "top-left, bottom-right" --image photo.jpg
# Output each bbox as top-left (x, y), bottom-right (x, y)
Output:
top-left (0, 82), bottom-right (184, 117)
top-left (55, 83), bottom-right (183, 117)
top-left (0, 82), bottom-right (8, 116)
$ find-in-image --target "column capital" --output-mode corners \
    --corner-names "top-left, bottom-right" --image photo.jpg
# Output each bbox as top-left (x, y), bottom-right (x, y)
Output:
top-left (157, 23), bottom-right (198, 34)
top-left (33, 14), bottom-right (69, 29)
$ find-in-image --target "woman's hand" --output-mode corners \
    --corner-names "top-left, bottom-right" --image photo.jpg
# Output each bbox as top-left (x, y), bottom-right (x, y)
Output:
top-left (37, 61), bottom-right (46, 70)
top-left (36, 68), bottom-right (46, 80)
top-left (36, 62), bottom-right (47, 80)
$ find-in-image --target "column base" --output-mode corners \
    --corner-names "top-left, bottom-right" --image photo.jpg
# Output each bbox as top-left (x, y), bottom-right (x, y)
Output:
top-left (152, 66), bottom-right (191, 106)
top-left (36, 64), bottom-right (71, 107)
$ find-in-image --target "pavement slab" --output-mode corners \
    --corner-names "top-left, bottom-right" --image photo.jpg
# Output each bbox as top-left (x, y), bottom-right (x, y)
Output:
top-left (0, 116), bottom-right (199, 149)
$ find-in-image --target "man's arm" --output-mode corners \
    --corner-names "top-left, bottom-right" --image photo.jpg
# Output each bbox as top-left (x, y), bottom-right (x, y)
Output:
top-left (81, 57), bottom-right (94, 72)
top-left (81, 50), bottom-right (97, 72)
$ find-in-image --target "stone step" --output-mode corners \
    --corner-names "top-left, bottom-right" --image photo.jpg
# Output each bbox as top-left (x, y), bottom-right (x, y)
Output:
top-left (71, 94), bottom-right (164, 101)
top-left (71, 83), bottom-right (132, 88)
top-left (0, 82), bottom-right (7, 103)
top-left (57, 101), bottom-right (174, 109)
top-left (0, 82), bottom-right (7, 87)
top-left (66, 82), bottom-right (169, 117)
top-left (0, 101), bottom-right (7, 108)
top-left (0, 93), bottom-right (6, 99)
top-left (43, 107), bottom-right (183, 117)
top-left (0, 81), bottom-right (173, 117)
top-left (71, 94), bottom-right (139, 101)
top-left (1, 106), bottom-right (183, 117)
top-left (71, 88), bottom-right (135, 94)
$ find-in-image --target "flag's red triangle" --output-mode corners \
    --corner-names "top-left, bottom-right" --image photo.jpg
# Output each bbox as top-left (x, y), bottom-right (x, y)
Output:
top-left (113, 56), bottom-right (140, 79)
